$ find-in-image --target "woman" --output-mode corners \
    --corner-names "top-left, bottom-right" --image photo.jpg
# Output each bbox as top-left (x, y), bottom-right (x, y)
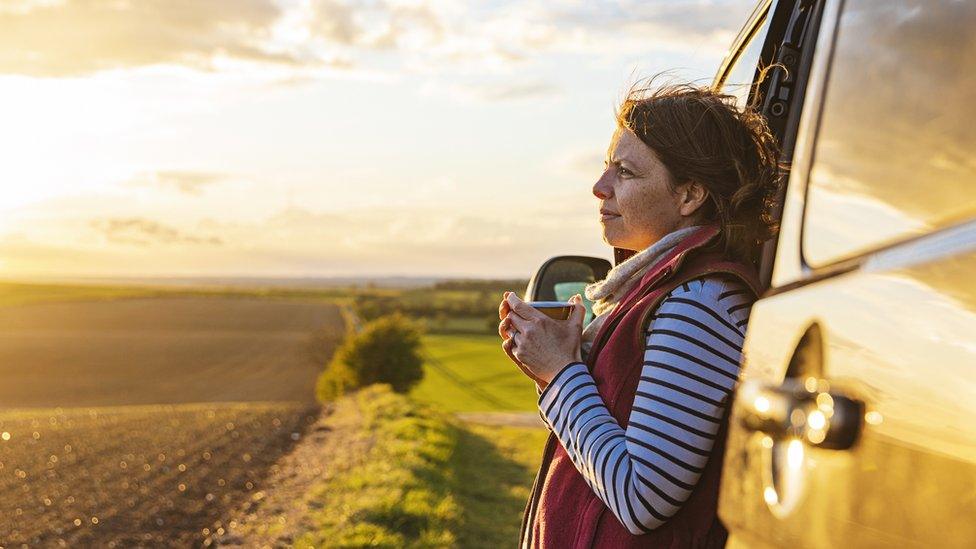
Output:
top-left (498, 82), bottom-right (782, 548)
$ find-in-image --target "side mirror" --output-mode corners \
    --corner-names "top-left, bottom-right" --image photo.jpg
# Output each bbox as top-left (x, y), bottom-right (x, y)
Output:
top-left (525, 255), bottom-right (612, 326)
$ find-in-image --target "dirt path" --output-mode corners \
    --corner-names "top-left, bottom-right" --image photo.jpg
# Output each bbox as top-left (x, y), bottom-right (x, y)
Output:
top-left (213, 404), bottom-right (545, 547)
top-left (213, 402), bottom-right (370, 548)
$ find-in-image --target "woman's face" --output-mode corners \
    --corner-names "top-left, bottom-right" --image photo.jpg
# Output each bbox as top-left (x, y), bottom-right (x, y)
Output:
top-left (592, 127), bottom-right (705, 251)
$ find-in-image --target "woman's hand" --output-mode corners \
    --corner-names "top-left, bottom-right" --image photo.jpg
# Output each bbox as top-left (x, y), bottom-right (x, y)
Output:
top-left (498, 292), bottom-right (585, 386)
top-left (498, 291), bottom-right (539, 385)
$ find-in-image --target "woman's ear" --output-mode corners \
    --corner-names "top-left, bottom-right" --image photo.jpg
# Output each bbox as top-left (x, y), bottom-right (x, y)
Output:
top-left (678, 180), bottom-right (709, 217)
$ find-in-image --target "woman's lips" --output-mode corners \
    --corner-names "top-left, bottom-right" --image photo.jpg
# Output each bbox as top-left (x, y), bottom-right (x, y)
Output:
top-left (600, 212), bottom-right (620, 221)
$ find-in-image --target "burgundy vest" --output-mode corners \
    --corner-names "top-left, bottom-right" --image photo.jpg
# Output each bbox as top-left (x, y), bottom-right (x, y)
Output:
top-left (519, 224), bottom-right (762, 549)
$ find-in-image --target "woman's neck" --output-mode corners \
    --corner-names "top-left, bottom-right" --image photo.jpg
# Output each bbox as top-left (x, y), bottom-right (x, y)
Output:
top-left (587, 224), bottom-right (706, 306)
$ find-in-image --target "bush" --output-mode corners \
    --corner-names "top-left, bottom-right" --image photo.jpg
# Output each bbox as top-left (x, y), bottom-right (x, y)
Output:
top-left (316, 312), bottom-right (426, 403)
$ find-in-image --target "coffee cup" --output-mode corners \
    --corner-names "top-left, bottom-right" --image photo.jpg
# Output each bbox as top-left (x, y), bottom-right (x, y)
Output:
top-left (528, 301), bottom-right (573, 320)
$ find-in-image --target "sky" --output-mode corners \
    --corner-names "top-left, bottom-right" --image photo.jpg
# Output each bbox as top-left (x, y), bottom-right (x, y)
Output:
top-left (0, 0), bottom-right (755, 279)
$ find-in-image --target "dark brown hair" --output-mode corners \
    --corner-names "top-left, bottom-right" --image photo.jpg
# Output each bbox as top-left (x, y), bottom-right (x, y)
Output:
top-left (615, 78), bottom-right (785, 264)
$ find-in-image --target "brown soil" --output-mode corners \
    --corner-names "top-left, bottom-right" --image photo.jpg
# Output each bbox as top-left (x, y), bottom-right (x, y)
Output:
top-left (0, 297), bottom-right (344, 407)
top-left (0, 297), bottom-right (344, 547)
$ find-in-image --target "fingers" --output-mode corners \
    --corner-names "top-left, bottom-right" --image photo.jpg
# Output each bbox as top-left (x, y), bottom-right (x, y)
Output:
top-left (507, 311), bottom-right (532, 332)
top-left (502, 327), bottom-right (546, 386)
top-left (501, 337), bottom-right (521, 366)
top-left (504, 338), bottom-right (539, 382)
top-left (497, 316), bottom-right (517, 340)
top-left (505, 292), bottom-right (544, 320)
top-left (498, 291), bottom-right (512, 320)
top-left (569, 294), bottom-right (586, 327)
top-left (505, 292), bottom-right (583, 338)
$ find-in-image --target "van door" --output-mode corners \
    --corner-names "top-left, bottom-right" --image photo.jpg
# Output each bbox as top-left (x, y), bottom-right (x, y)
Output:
top-left (715, 0), bottom-right (824, 290)
top-left (719, 0), bottom-right (976, 547)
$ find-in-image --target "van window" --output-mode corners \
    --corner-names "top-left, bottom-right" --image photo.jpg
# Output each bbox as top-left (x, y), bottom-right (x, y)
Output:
top-left (720, 12), bottom-right (772, 108)
top-left (802, 0), bottom-right (976, 267)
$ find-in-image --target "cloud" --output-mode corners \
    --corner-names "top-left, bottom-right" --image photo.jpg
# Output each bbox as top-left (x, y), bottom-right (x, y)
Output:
top-left (545, 1), bottom-right (756, 40)
top-left (298, 0), bottom-right (753, 100)
top-left (0, 0), bottom-right (296, 76)
top-left (243, 205), bottom-right (606, 276)
top-left (474, 81), bottom-right (560, 101)
top-left (311, 0), bottom-right (443, 49)
top-left (3, 200), bottom-right (607, 277)
top-left (90, 217), bottom-right (223, 246)
top-left (308, 0), bottom-right (753, 68)
top-left (213, 204), bottom-right (596, 261)
top-left (127, 170), bottom-right (227, 196)
top-left (422, 79), bottom-right (560, 103)
top-left (548, 148), bottom-right (607, 179)
top-left (0, 0), bottom-right (753, 92)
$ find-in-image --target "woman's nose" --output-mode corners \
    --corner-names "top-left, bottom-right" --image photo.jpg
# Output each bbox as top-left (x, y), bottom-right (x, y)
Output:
top-left (593, 169), bottom-right (613, 199)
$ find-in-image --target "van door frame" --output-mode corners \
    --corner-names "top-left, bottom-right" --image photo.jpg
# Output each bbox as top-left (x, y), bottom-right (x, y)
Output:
top-left (714, 0), bottom-right (831, 294)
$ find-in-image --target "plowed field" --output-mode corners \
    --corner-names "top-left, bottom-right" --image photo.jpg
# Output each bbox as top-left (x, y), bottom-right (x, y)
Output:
top-left (0, 297), bottom-right (343, 547)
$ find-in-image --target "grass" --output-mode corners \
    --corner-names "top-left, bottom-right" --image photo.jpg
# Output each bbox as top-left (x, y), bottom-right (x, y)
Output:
top-left (290, 385), bottom-right (548, 548)
top-left (292, 331), bottom-right (547, 547)
top-left (411, 334), bottom-right (539, 413)
top-left (449, 424), bottom-right (549, 547)
top-left (295, 385), bottom-right (459, 548)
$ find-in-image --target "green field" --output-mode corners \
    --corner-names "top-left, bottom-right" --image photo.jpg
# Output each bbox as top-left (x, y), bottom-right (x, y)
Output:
top-left (408, 334), bottom-right (547, 546)
top-left (411, 334), bottom-right (539, 413)
top-left (418, 315), bottom-right (495, 335)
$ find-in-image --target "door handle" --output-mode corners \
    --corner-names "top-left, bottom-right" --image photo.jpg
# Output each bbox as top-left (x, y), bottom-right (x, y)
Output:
top-left (735, 378), bottom-right (864, 450)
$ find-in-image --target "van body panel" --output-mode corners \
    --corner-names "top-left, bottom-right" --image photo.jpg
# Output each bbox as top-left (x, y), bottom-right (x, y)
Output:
top-left (717, 0), bottom-right (976, 546)
top-left (722, 226), bottom-right (976, 546)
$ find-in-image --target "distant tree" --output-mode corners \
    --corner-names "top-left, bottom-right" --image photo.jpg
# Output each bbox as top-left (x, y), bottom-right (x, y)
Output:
top-left (353, 293), bottom-right (403, 321)
top-left (316, 312), bottom-right (425, 403)
top-left (432, 278), bottom-right (529, 292)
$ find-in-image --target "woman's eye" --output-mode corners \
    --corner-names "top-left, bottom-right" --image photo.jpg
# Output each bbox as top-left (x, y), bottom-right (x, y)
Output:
top-left (618, 167), bottom-right (633, 177)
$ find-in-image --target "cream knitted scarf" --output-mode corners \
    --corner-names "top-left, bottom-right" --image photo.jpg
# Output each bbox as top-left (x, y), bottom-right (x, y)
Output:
top-left (580, 224), bottom-right (705, 360)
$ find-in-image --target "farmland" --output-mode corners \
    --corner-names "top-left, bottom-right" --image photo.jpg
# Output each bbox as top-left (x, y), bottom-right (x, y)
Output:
top-left (0, 297), bottom-right (345, 407)
top-left (0, 294), bottom-right (344, 546)
top-left (411, 334), bottom-right (540, 413)
top-left (0, 402), bottom-right (318, 546)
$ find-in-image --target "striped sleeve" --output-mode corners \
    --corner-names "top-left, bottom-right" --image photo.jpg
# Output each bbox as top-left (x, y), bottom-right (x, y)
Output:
top-left (535, 381), bottom-right (552, 431)
top-left (537, 276), bottom-right (754, 535)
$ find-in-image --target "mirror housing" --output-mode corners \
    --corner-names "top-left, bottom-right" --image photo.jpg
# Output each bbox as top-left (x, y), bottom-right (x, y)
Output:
top-left (524, 255), bottom-right (612, 325)
top-left (524, 255), bottom-right (612, 301)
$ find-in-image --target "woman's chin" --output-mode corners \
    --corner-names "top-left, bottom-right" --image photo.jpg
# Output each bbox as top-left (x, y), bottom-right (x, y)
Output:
top-left (600, 217), bottom-right (623, 237)
top-left (601, 231), bottom-right (624, 249)
top-left (602, 231), bottom-right (640, 251)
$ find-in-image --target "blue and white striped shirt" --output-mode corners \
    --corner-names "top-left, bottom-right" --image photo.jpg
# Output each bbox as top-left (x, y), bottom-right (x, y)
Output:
top-left (538, 275), bottom-right (754, 535)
